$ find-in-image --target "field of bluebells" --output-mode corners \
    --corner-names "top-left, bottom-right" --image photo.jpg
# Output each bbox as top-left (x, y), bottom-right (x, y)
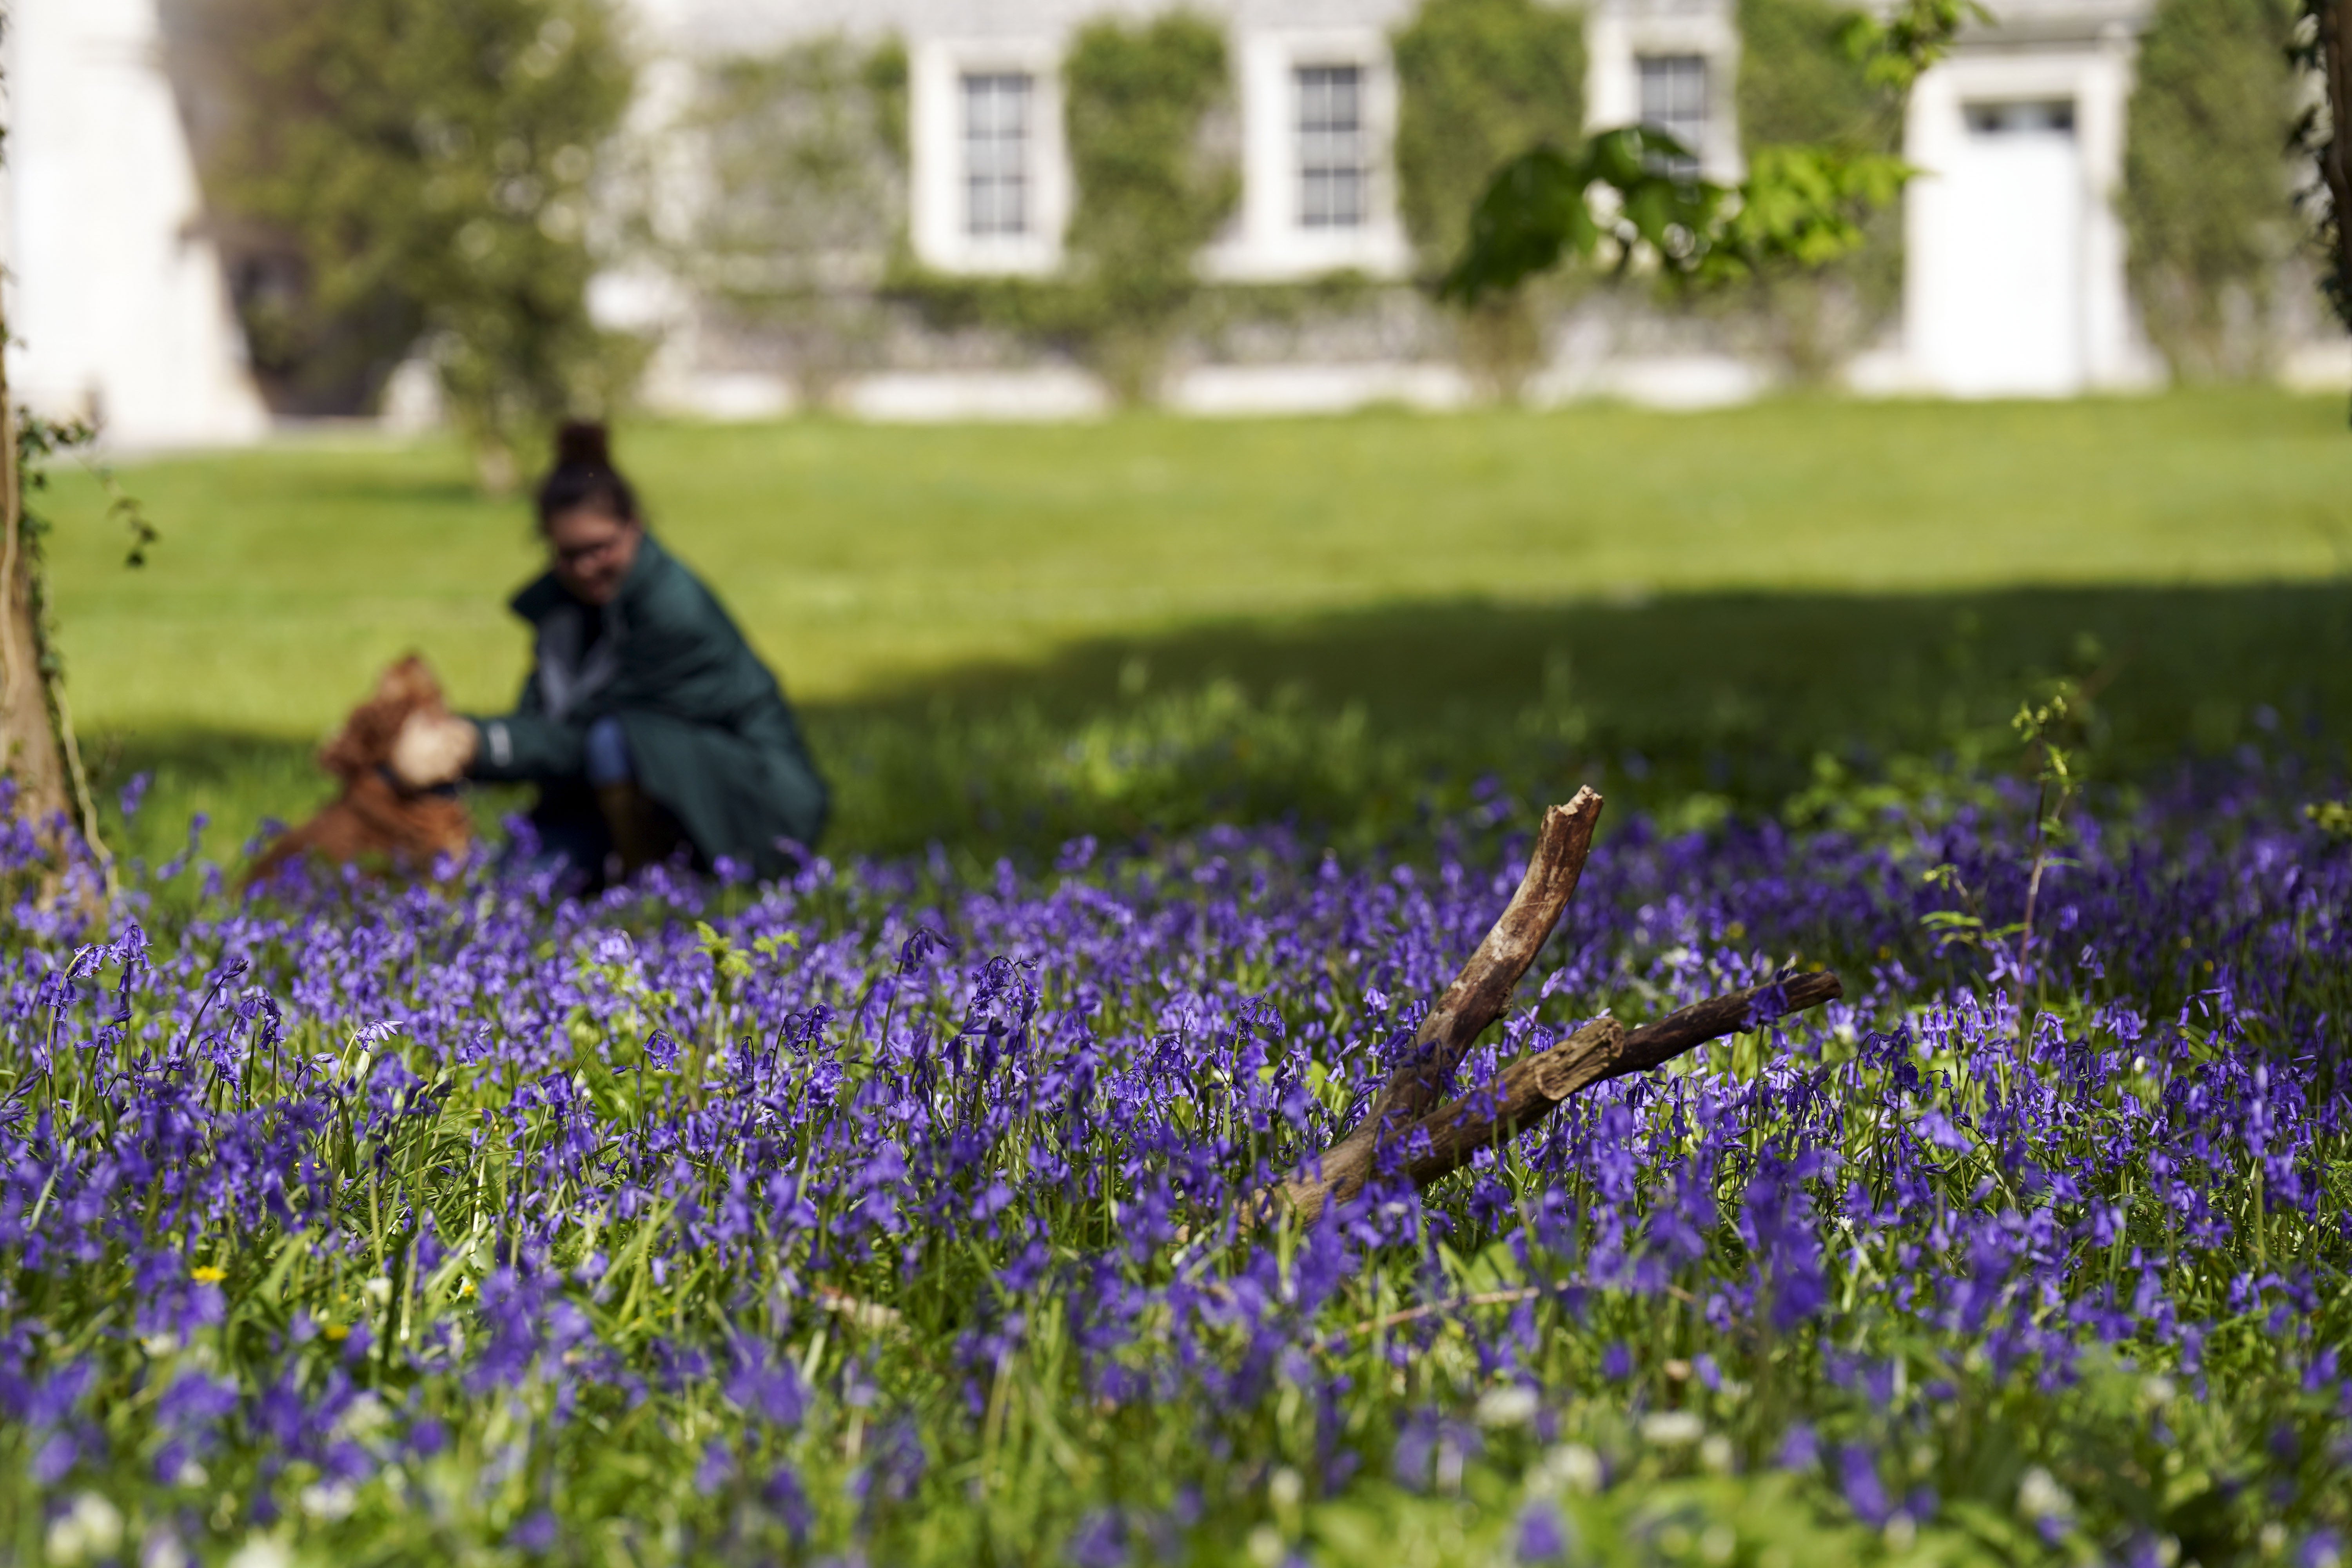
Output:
top-left (2, 759), bottom-right (2348, 1568)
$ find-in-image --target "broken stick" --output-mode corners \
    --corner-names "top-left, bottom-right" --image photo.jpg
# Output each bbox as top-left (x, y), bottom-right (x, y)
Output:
top-left (1274, 788), bottom-right (1605, 1221)
top-left (1265, 790), bottom-right (1845, 1226)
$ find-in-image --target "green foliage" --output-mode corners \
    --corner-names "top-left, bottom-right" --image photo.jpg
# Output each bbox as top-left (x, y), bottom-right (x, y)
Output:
top-left (687, 37), bottom-right (910, 399)
top-left (883, 16), bottom-right (1237, 402)
top-left (1392, 0), bottom-right (1590, 274)
top-left (1440, 130), bottom-right (1908, 303)
top-left (193, 0), bottom-right (640, 485)
top-left (1731, 0), bottom-right (1905, 377)
top-left (2123, 0), bottom-right (2300, 381)
top-left (1834, 0), bottom-right (1990, 93)
top-left (1060, 13), bottom-right (1241, 401)
top-left (1437, 0), bottom-right (1962, 318)
top-left (1738, 0), bottom-right (1900, 150)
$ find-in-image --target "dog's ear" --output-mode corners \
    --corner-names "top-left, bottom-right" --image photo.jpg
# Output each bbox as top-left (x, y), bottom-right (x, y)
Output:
top-left (319, 656), bottom-right (446, 781)
top-left (380, 655), bottom-right (449, 716)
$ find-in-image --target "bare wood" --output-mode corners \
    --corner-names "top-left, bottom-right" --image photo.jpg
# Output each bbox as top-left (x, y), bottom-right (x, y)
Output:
top-left (1601, 970), bottom-right (1844, 1083)
top-left (1397, 971), bottom-right (1843, 1194)
top-left (1399, 1016), bottom-right (1624, 1187)
top-left (1273, 788), bottom-right (1604, 1223)
top-left (1262, 969), bottom-right (1845, 1231)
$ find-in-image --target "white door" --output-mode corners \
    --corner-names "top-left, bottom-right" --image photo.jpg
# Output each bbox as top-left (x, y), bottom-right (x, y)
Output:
top-left (1917, 100), bottom-right (2086, 397)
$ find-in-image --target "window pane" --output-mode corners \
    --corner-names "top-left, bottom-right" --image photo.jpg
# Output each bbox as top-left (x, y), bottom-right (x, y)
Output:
top-left (1296, 64), bottom-right (1367, 230)
top-left (1636, 54), bottom-right (1706, 176)
top-left (962, 72), bottom-right (1031, 238)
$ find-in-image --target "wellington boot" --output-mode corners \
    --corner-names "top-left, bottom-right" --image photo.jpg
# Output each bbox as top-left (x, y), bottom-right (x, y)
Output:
top-left (594, 783), bottom-right (681, 878)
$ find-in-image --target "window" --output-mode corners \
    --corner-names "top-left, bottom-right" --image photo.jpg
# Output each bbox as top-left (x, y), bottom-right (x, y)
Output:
top-left (1296, 64), bottom-right (1367, 229)
top-left (962, 72), bottom-right (1033, 238)
top-left (1964, 99), bottom-right (2076, 136)
top-left (1636, 54), bottom-right (1708, 176)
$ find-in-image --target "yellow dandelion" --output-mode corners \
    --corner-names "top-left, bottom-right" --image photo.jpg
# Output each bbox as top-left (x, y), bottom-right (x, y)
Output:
top-left (322, 1323), bottom-right (350, 1343)
top-left (192, 1266), bottom-right (226, 1283)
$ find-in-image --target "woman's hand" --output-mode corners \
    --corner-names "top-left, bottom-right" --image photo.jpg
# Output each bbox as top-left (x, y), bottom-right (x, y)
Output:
top-left (390, 712), bottom-right (479, 789)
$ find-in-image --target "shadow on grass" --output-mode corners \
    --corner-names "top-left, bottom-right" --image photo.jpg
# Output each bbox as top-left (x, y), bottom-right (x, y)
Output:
top-left (87, 579), bottom-right (2352, 868)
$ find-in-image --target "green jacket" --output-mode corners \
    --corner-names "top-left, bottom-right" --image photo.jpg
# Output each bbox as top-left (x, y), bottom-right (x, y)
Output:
top-left (467, 532), bottom-right (828, 877)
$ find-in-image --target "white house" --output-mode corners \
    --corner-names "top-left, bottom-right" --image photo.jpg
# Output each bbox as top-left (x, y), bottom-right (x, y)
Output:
top-left (0, 0), bottom-right (270, 446)
top-left (5, 0), bottom-right (2312, 445)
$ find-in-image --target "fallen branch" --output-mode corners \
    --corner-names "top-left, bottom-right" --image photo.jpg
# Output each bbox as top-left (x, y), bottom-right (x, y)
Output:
top-left (1260, 789), bottom-right (1845, 1228)
top-left (1400, 1016), bottom-right (1626, 1190)
top-left (1397, 972), bottom-right (1844, 1195)
top-left (1608, 971), bottom-right (1845, 1082)
top-left (1275, 788), bottom-right (1603, 1221)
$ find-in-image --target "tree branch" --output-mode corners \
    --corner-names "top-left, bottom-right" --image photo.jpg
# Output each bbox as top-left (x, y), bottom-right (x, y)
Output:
top-left (1274, 788), bottom-right (1603, 1222)
top-left (1247, 791), bottom-right (1848, 1231)
top-left (1396, 971), bottom-right (1844, 1194)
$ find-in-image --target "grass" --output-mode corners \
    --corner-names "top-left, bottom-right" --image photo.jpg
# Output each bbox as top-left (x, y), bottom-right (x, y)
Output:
top-left (36, 389), bottom-right (2352, 862)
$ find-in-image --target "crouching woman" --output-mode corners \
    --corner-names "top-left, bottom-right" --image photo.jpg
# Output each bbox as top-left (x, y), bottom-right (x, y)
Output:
top-left (393, 423), bottom-right (828, 887)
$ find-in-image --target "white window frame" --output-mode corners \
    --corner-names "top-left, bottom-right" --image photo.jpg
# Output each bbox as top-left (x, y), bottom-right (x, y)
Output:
top-left (1202, 29), bottom-right (1410, 281)
top-left (1585, 14), bottom-right (1741, 182)
top-left (910, 39), bottom-right (1069, 275)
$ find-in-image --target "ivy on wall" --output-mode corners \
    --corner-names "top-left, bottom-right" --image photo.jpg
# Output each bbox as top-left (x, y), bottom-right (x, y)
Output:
top-left (1392, 0), bottom-right (1589, 274)
top-left (1731, 0), bottom-right (1904, 380)
top-left (1059, 13), bottom-right (1241, 400)
top-left (2122, 0), bottom-right (2300, 381)
top-left (1735, 0), bottom-right (1898, 150)
top-left (1390, 0), bottom-right (1588, 398)
top-left (690, 37), bottom-right (909, 399)
top-left (879, 14), bottom-right (1240, 402)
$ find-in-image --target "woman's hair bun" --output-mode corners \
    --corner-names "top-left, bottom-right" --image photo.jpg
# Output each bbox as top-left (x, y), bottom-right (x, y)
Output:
top-left (555, 419), bottom-right (612, 470)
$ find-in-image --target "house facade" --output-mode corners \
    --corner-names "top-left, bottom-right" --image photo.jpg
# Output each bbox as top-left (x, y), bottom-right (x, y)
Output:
top-left (9, 0), bottom-right (2335, 446)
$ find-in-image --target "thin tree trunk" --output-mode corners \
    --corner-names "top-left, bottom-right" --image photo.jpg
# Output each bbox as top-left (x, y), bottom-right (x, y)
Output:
top-left (2322, 0), bottom-right (2352, 317)
top-left (0, 296), bottom-right (76, 830)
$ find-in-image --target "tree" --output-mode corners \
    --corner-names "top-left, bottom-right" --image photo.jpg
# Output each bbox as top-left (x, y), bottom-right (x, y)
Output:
top-left (2123, 0), bottom-right (2299, 381)
top-left (2298, 0), bottom-right (2352, 340)
top-left (0, 327), bottom-right (72, 835)
top-left (191, 0), bottom-right (639, 490)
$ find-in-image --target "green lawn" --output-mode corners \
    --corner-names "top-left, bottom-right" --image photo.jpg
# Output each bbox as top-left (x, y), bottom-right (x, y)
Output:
top-left (38, 390), bottom-right (2352, 860)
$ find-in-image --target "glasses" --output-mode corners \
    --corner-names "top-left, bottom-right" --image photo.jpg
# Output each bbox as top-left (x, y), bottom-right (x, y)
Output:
top-left (553, 530), bottom-right (632, 570)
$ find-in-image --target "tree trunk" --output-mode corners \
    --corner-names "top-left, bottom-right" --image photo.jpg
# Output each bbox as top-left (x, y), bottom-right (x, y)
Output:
top-left (0, 303), bottom-right (76, 830)
top-left (2322, 0), bottom-right (2352, 327)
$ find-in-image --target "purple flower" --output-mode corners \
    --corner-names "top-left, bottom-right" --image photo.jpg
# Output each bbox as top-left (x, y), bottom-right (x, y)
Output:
top-left (1516, 1499), bottom-right (1572, 1563)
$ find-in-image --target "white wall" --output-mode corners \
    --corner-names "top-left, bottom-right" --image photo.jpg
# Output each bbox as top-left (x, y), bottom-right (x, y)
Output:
top-left (0, 0), bottom-right (269, 447)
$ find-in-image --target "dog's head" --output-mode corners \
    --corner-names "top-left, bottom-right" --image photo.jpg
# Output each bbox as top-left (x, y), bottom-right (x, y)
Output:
top-left (319, 655), bottom-right (450, 785)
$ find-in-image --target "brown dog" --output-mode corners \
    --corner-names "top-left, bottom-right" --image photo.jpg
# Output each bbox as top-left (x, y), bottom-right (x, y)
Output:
top-left (244, 655), bottom-right (475, 886)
